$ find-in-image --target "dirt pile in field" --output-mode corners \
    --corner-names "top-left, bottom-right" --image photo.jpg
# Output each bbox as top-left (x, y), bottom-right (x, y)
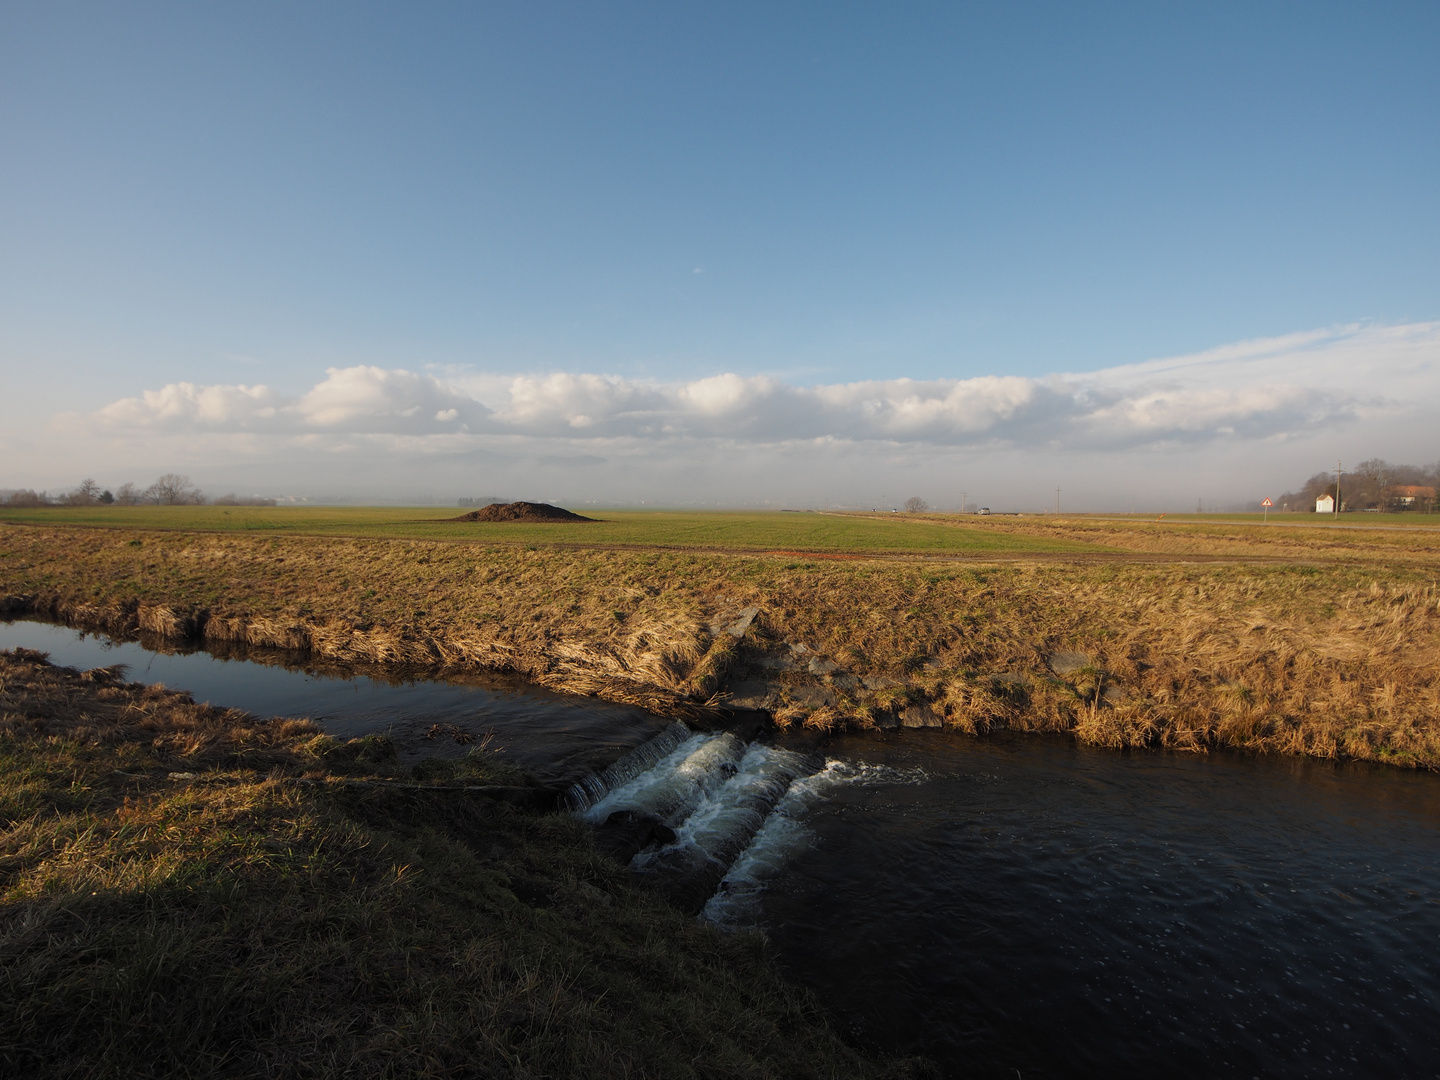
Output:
top-left (452, 501), bottom-right (595, 523)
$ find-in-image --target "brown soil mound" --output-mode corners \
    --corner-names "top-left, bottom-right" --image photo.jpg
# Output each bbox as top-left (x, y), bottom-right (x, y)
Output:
top-left (452, 501), bottom-right (595, 523)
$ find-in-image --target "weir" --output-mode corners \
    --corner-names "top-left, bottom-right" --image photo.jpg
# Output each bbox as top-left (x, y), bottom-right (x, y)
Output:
top-left (567, 723), bottom-right (825, 914)
top-left (562, 720), bottom-right (695, 811)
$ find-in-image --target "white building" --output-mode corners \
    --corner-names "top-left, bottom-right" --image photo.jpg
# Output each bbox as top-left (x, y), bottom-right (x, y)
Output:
top-left (1316, 494), bottom-right (1335, 514)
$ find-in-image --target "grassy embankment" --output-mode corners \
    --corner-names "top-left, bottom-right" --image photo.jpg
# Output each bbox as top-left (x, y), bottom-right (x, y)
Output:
top-left (2, 508), bottom-right (1439, 767)
top-left (0, 648), bottom-right (905, 1078)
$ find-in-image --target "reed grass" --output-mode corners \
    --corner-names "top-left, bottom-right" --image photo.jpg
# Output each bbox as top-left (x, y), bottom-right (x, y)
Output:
top-left (0, 648), bottom-right (912, 1079)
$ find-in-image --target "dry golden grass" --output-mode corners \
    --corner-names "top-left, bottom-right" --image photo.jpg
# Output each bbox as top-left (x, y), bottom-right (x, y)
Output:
top-left (3, 520), bottom-right (1438, 769)
top-left (0, 649), bottom-right (909, 1079)
top-left (937, 512), bottom-right (1440, 561)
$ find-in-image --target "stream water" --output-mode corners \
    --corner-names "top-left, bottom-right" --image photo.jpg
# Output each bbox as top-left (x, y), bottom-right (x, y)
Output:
top-left (749, 732), bottom-right (1440, 1079)
top-left (4, 618), bottom-right (1438, 1078)
top-left (0, 619), bottom-right (670, 786)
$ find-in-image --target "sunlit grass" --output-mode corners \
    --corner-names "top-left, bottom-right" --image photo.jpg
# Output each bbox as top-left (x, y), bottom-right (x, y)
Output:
top-left (3, 509), bottom-right (1439, 768)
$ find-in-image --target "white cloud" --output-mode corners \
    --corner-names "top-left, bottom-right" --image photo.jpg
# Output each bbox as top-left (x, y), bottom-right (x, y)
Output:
top-left (95, 366), bottom-right (489, 434)
top-left (96, 381), bottom-right (284, 429)
top-left (30, 321), bottom-right (1440, 508)
top-left (294, 366), bottom-right (488, 432)
top-left (94, 322), bottom-right (1437, 450)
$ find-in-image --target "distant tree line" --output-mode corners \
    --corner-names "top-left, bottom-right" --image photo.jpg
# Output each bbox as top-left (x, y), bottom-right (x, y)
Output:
top-left (1277, 459), bottom-right (1439, 512)
top-left (2, 475), bottom-right (275, 508)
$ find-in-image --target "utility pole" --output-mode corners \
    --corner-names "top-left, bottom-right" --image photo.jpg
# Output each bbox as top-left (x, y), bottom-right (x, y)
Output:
top-left (961, 492), bottom-right (967, 514)
top-left (1335, 460), bottom-right (1342, 514)
top-left (1055, 487), bottom-right (1061, 514)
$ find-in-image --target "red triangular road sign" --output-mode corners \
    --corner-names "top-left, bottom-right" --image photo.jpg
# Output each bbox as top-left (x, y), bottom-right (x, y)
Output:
top-left (1261, 497), bottom-right (1273, 507)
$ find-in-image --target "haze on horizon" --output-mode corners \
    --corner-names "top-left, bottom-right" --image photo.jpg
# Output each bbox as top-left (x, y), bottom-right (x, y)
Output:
top-left (2, 3), bottom-right (1437, 511)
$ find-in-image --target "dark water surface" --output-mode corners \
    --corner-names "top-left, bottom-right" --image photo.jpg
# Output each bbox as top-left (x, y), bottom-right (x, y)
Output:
top-left (4, 619), bottom-right (1438, 1077)
top-left (762, 731), bottom-right (1440, 1079)
top-left (0, 619), bottom-right (669, 785)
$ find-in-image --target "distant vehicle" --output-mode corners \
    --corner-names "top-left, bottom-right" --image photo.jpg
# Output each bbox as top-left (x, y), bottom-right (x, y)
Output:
top-left (978, 507), bottom-right (991, 515)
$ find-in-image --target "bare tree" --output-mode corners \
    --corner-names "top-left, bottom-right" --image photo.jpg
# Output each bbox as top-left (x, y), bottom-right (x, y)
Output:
top-left (114, 482), bottom-right (143, 506)
top-left (145, 474), bottom-right (205, 505)
top-left (1350, 458), bottom-right (1391, 510)
top-left (63, 479), bottom-right (102, 506)
top-left (903, 496), bottom-right (929, 513)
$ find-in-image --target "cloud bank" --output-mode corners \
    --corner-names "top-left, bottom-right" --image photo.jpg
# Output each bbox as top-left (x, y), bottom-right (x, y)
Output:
top-left (98, 321), bottom-right (1438, 449)
top-left (30, 322), bottom-right (1440, 508)
top-left (96, 366), bottom-right (490, 435)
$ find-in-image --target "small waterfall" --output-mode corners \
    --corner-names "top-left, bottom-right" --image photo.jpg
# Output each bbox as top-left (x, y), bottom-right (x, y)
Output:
top-left (580, 731), bottom-right (748, 826)
top-left (701, 759), bottom-right (850, 924)
top-left (571, 721), bottom-right (824, 911)
top-left (563, 721), bottom-right (693, 811)
top-left (701, 759), bottom-right (929, 924)
top-left (573, 722), bottom-right (927, 916)
top-left (635, 743), bottom-right (815, 873)
top-left (630, 744), bottom-right (820, 909)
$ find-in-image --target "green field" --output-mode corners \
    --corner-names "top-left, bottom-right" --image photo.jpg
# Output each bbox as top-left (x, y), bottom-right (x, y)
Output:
top-left (0, 505), bottom-right (1103, 555)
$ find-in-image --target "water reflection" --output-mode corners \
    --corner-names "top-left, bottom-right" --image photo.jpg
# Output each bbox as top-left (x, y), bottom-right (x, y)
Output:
top-left (0, 618), bottom-right (670, 785)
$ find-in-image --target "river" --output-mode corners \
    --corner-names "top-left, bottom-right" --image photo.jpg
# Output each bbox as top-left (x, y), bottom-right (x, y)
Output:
top-left (4, 618), bottom-right (1437, 1078)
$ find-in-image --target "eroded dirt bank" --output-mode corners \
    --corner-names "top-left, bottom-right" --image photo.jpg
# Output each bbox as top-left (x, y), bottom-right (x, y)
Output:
top-left (3, 523), bottom-right (1439, 768)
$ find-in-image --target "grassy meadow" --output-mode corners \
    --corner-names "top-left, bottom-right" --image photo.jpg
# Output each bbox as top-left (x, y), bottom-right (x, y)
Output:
top-left (4, 502), bottom-right (1439, 560)
top-left (2, 507), bottom-right (1439, 767)
top-left (0, 504), bottom-right (1103, 555)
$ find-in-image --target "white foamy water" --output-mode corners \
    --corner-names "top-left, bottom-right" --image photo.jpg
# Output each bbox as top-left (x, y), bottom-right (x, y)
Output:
top-left (565, 721), bottom-right (693, 811)
top-left (634, 743), bottom-right (815, 875)
top-left (580, 731), bottom-right (747, 826)
top-left (570, 721), bottom-right (928, 921)
top-left (701, 758), bottom-right (929, 925)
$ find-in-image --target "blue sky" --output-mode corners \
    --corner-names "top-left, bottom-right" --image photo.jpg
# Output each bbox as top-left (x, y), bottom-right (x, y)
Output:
top-left (2, 3), bottom-right (1437, 506)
